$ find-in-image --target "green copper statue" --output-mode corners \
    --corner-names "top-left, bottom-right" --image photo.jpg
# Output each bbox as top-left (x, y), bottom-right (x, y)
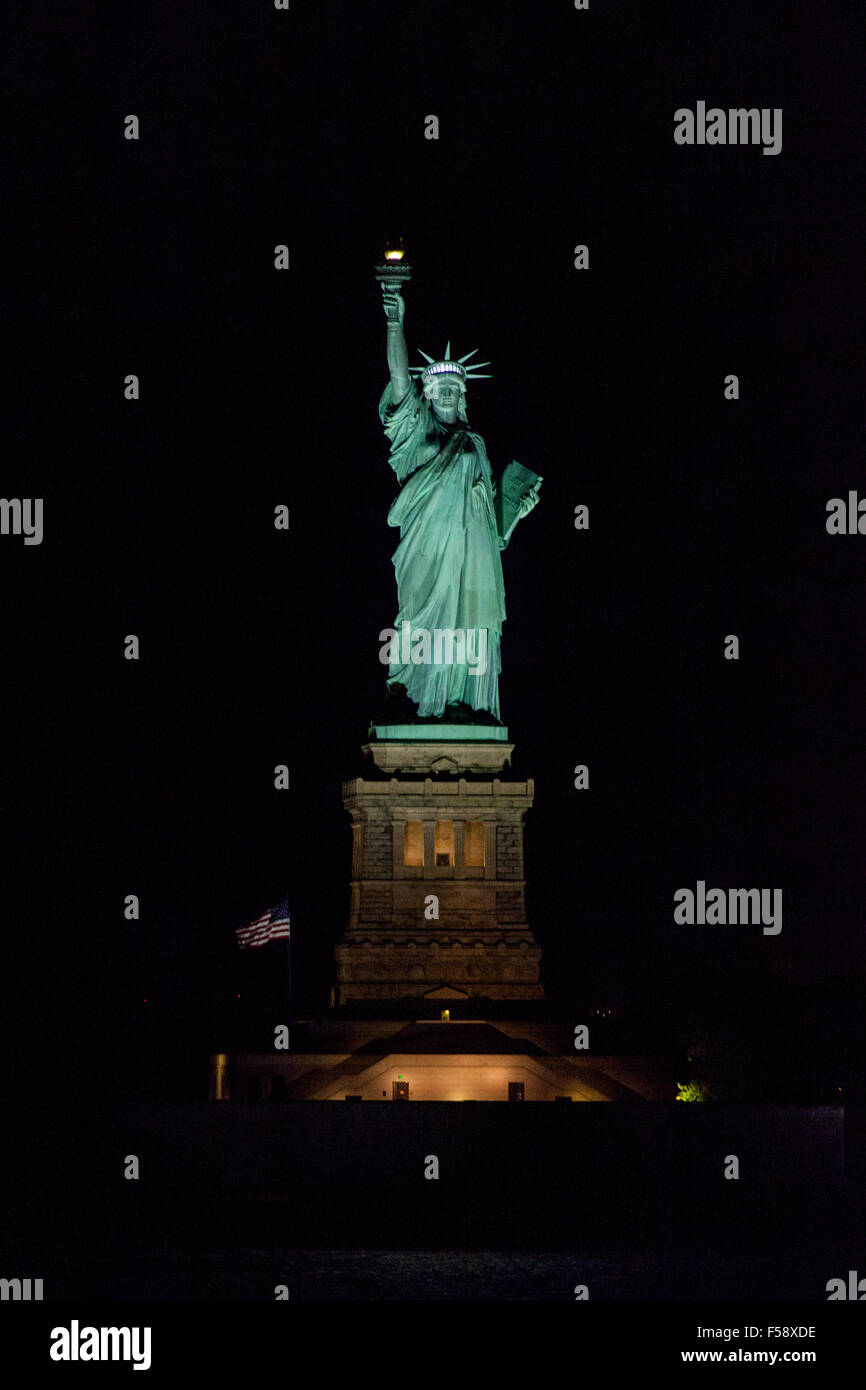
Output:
top-left (380, 281), bottom-right (541, 723)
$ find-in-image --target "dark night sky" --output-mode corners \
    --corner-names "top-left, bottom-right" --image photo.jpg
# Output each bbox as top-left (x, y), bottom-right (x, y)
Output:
top-left (4, 1), bottom-right (863, 1095)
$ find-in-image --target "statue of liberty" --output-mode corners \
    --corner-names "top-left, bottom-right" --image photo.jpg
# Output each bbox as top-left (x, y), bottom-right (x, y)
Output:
top-left (379, 278), bottom-right (541, 724)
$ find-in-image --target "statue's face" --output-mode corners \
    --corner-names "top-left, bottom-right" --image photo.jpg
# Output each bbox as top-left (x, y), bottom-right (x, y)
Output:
top-left (429, 377), bottom-right (463, 421)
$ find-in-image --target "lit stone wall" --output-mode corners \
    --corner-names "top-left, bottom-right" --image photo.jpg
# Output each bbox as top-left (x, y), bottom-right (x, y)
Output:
top-left (335, 756), bottom-right (543, 1000)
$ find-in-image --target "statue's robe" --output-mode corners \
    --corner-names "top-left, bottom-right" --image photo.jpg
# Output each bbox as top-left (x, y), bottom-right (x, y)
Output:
top-left (379, 379), bottom-right (506, 719)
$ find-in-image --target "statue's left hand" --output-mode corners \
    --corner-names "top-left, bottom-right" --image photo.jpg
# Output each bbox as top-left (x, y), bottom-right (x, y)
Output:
top-left (517, 491), bottom-right (539, 518)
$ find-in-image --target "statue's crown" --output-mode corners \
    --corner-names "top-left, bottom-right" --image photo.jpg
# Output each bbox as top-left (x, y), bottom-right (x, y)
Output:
top-left (409, 342), bottom-right (492, 385)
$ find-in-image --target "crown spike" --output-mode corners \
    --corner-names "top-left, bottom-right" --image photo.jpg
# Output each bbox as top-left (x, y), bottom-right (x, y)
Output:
top-left (413, 343), bottom-right (493, 386)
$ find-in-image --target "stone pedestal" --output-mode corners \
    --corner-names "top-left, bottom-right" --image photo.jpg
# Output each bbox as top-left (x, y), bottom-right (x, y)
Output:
top-left (335, 730), bottom-right (543, 1001)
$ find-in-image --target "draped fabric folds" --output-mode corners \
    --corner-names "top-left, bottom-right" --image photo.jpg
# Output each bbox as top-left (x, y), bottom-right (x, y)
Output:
top-left (379, 380), bottom-right (506, 719)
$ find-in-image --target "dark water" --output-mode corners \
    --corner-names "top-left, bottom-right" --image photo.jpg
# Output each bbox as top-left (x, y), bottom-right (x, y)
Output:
top-left (17, 1105), bottom-right (864, 1299)
top-left (45, 1248), bottom-right (841, 1300)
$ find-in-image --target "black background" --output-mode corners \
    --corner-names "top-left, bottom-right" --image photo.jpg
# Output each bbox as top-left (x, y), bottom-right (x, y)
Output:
top-left (5, 0), bottom-right (863, 1106)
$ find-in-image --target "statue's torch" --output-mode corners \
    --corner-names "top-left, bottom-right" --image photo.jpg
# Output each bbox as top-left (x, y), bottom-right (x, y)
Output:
top-left (374, 238), bottom-right (412, 291)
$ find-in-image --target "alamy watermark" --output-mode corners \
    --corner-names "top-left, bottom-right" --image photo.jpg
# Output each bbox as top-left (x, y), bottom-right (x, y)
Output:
top-left (826, 1270), bottom-right (866, 1299)
top-left (0, 498), bottom-right (43, 545)
top-left (0, 1276), bottom-right (42, 1300)
top-left (379, 622), bottom-right (488, 676)
top-left (674, 103), bottom-right (782, 156)
top-left (50, 1321), bottom-right (151, 1371)
top-left (674, 881), bottom-right (782, 935)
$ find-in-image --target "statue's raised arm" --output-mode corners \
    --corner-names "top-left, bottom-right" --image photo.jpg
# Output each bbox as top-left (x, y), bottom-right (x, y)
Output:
top-left (382, 287), bottom-right (411, 404)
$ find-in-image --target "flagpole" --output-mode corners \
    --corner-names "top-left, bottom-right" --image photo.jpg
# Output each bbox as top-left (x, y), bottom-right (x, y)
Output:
top-left (286, 907), bottom-right (292, 1020)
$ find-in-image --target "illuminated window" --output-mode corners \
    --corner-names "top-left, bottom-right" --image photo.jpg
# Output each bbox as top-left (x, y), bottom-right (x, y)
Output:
top-left (435, 820), bottom-right (454, 866)
top-left (403, 821), bottom-right (424, 866)
top-left (465, 821), bottom-right (486, 866)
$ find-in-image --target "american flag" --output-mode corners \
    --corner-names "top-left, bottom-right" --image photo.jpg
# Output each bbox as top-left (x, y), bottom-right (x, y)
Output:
top-left (235, 898), bottom-right (291, 950)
